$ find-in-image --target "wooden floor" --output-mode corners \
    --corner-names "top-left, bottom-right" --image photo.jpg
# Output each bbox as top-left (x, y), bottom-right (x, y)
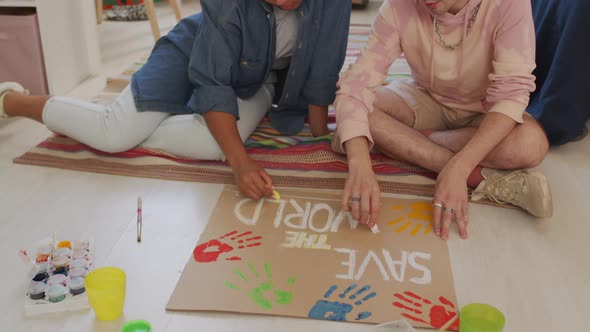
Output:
top-left (1, 1), bottom-right (588, 331)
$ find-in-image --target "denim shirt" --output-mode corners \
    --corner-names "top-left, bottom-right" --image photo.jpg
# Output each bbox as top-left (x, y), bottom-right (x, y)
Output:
top-left (131, 0), bottom-right (351, 135)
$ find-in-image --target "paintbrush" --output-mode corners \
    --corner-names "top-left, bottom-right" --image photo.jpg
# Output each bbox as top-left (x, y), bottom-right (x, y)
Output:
top-left (137, 197), bottom-right (142, 243)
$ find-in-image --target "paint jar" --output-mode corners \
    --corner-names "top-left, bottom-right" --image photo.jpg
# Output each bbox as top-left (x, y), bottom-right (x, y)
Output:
top-left (52, 255), bottom-right (70, 270)
top-left (29, 281), bottom-right (47, 300)
top-left (47, 284), bottom-right (67, 303)
top-left (69, 277), bottom-right (86, 296)
top-left (69, 267), bottom-right (88, 279)
top-left (121, 320), bottom-right (152, 332)
top-left (85, 267), bottom-right (126, 321)
top-left (32, 272), bottom-right (49, 283)
top-left (73, 249), bottom-right (89, 260)
top-left (73, 240), bottom-right (90, 251)
top-left (35, 244), bottom-right (51, 262)
top-left (71, 258), bottom-right (88, 269)
top-left (460, 303), bottom-right (505, 332)
top-left (36, 262), bottom-right (50, 275)
top-left (37, 244), bottom-right (52, 256)
top-left (47, 274), bottom-right (68, 287)
top-left (53, 247), bottom-right (72, 258)
top-left (57, 241), bottom-right (72, 249)
top-left (53, 266), bottom-right (68, 276)
top-left (36, 254), bottom-right (50, 263)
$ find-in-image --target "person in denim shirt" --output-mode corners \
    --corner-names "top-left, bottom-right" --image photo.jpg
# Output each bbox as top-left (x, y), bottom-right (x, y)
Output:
top-left (1, 0), bottom-right (351, 200)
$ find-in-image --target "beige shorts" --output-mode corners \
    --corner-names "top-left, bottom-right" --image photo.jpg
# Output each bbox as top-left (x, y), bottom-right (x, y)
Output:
top-left (385, 79), bottom-right (484, 131)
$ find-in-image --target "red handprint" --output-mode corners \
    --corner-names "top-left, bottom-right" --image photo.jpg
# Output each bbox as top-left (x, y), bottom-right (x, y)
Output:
top-left (392, 291), bottom-right (460, 330)
top-left (193, 231), bottom-right (262, 263)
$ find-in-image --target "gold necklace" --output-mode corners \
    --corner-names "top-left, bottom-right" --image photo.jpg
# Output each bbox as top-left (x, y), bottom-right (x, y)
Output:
top-left (433, 2), bottom-right (481, 51)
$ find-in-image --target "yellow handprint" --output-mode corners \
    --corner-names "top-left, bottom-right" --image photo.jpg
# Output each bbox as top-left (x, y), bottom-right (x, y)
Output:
top-left (387, 202), bottom-right (434, 236)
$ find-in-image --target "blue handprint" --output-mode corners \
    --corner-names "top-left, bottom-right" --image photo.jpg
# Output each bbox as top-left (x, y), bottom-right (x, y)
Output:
top-left (308, 284), bottom-right (376, 321)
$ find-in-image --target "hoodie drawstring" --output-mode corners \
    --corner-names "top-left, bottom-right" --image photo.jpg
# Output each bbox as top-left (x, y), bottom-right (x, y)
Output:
top-left (430, 16), bottom-right (436, 90)
top-left (458, 2), bottom-right (471, 80)
top-left (428, 0), bottom-right (480, 90)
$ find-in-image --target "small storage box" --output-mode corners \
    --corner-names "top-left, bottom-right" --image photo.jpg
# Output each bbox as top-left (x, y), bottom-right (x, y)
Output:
top-left (0, 9), bottom-right (49, 95)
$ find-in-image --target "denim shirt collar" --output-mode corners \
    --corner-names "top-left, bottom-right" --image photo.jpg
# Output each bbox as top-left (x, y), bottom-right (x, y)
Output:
top-left (260, 1), bottom-right (272, 12)
top-left (260, 1), bottom-right (311, 18)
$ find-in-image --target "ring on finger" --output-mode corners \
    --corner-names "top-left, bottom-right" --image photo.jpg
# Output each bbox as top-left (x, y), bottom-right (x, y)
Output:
top-left (350, 197), bottom-right (361, 203)
top-left (432, 202), bottom-right (444, 209)
top-left (443, 207), bottom-right (454, 214)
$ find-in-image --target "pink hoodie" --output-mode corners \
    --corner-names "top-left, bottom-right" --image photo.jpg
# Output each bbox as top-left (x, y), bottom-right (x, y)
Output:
top-left (335, 0), bottom-right (536, 150)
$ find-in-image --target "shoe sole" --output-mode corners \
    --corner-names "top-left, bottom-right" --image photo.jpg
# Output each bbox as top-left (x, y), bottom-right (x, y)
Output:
top-left (529, 171), bottom-right (553, 218)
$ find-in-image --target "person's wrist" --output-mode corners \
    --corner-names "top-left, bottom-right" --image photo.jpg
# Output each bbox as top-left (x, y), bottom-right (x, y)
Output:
top-left (228, 152), bottom-right (250, 169)
top-left (345, 138), bottom-right (371, 167)
top-left (311, 126), bottom-right (329, 137)
top-left (349, 154), bottom-right (372, 172)
top-left (444, 158), bottom-right (472, 180)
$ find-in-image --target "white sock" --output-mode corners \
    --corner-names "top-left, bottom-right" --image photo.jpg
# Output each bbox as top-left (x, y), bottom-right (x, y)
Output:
top-left (0, 93), bottom-right (7, 118)
top-left (0, 82), bottom-right (28, 118)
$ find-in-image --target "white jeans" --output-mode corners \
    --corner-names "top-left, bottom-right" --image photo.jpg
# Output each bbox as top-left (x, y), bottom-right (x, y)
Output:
top-left (42, 85), bottom-right (274, 160)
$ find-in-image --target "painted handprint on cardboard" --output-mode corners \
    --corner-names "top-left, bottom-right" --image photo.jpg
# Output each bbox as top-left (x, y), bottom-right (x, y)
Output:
top-left (393, 291), bottom-right (459, 330)
top-left (193, 230), bottom-right (262, 263)
top-left (387, 202), bottom-right (434, 236)
top-left (225, 262), bottom-right (296, 310)
top-left (308, 284), bottom-right (376, 321)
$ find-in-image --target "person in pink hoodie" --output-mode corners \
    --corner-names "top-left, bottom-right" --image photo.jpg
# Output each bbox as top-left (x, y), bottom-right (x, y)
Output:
top-left (334, 0), bottom-right (552, 240)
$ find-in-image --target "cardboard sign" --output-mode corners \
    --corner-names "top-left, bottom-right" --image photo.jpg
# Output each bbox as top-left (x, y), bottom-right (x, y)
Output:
top-left (168, 187), bottom-right (458, 330)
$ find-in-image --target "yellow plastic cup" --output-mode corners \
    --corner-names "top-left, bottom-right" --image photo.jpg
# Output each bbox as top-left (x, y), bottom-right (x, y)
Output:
top-left (85, 267), bottom-right (126, 321)
top-left (460, 303), bottom-right (505, 332)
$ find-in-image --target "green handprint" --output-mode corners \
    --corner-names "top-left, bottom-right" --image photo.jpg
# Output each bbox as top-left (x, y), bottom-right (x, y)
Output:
top-left (225, 262), bottom-right (296, 310)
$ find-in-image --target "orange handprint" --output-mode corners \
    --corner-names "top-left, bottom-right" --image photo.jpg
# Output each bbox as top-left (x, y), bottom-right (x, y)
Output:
top-left (392, 291), bottom-right (459, 330)
top-left (387, 202), bottom-right (434, 236)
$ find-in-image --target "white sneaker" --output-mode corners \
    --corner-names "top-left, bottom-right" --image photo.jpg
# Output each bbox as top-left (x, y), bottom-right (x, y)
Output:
top-left (0, 82), bottom-right (29, 118)
top-left (472, 168), bottom-right (553, 218)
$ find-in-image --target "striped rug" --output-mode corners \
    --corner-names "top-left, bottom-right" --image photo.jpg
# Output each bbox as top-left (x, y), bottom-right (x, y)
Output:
top-left (14, 24), bottom-right (463, 200)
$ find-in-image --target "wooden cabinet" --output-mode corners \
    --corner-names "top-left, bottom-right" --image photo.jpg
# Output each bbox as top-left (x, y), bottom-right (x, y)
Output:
top-left (0, 9), bottom-right (47, 94)
top-left (0, 0), bottom-right (100, 95)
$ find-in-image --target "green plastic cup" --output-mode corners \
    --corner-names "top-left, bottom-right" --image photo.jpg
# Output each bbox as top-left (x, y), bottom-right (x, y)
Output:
top-left (460, 303), bottom-right (505, 332)
top-left (121, 320), bottom-right (152, 332)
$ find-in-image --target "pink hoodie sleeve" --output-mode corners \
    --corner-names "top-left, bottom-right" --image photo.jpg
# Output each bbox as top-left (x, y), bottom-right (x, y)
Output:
top-left (334, 0), bottom-right (402, 152)
top-left (485, 0), bottom-right (536, 123)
